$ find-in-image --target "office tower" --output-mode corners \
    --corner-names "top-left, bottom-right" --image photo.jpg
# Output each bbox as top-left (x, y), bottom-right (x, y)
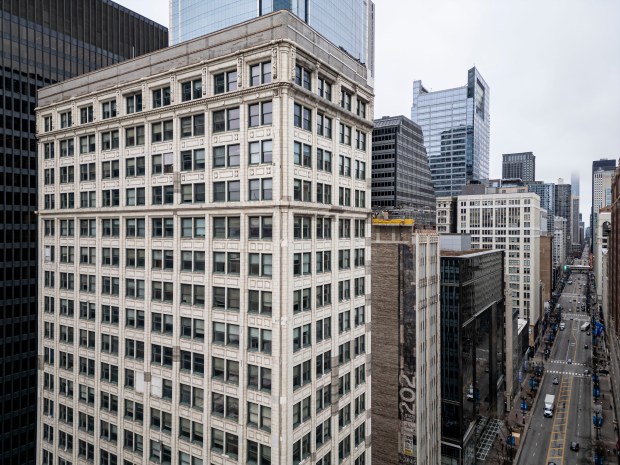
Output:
top-left (609, 165), bottom-right (620, 336)
top-left (37, 11), bottom-right (372, 465)
top-left (553, 217), bottom-right (567, 269)
top-left (592, 162), bottom-right (616, 255)
top-left (571, 171), bottom-right (580, 196)
top-left (527, 182), bottom-right (555, 236)
top-left (591, 159), bottom-right (617, 247)
top-left (371, 116), bottom-right (435, 218)
top-left (436, 189), bottom-right (542, 401)
top-left (571, 196), bottom-right (580, 249)
top-left (170, 0), bottom-right (375, 78)
top-left (371, 220), bottom-right (440, 465)
top-left (0, 2), bottom-right (166, 464)
top-left (539, 234), bottom-right (553, 301)
top-left (595, 208), bottom-right (611, 304)
top-left (411, 67), bottom-right (490, 197)
top-left (502, 152), bottom-right (535, 182)
top-left (554, 180), bottom-right (572, 259)
top-left (439, 241), bottom-right (504, 465)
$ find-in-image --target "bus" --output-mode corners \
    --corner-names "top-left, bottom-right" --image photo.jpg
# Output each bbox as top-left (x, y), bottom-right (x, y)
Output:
top-left (581, 322), bottom-right (590, 332)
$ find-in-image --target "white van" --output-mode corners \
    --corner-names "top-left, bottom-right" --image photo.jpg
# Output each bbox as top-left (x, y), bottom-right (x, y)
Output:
top-left (559, 322), bottom-right (566, 330)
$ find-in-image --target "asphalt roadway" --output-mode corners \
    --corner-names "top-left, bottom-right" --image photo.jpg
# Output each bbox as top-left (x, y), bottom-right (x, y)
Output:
top-left (517, 274), bottom-right (591, 465)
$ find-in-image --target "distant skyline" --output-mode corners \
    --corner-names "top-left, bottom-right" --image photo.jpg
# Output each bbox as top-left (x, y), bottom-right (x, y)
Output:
top-left (117, 0), bottom-right (620, 218)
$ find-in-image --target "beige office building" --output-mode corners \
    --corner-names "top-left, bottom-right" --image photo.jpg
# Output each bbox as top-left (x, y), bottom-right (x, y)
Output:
top-left (37, 12), bottom-right (372, 465)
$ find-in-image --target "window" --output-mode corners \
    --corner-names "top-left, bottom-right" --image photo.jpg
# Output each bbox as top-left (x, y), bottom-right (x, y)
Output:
top-left (125, 339), bottom-right (145, 360)
top-left (316, 282), bottom-right (332, 308)
top-left (355, 160), bottom-right (366, 179)
top-left (150, 409), bottom-right (173, 433)
top-left (248, 101), bottom-right (272, 127)
top-left (180, 114), bottom-right (205, 138)
top-left (125, 308), bottom-right (145, 329)
top-left (181, 183), bottom-right (206, 203)
top-left (294, 141), bottom-right (312, 167)
top-left (214, 70), bottom-right (237, 94)
top-left (212, 322), bottom-right (240, 347)
top-left (126, 218), bottom-right (145, 237)
top-left (125, 279), bottom-right (145, 299)
top-left (356, 130), bottom-right (367, 150)
top-left (212, 107), bottom-right (240, 132)
top-left (338, 280), bottom-right (351, 301)
top-left (339, 219), bottom-right (351, 238)
top-left (151, 152), bottom-right (174, 174)
top-left (101, 247), bottom-right (120, 267)
top-left (60, 166), bottom-right (74, 183)
top-left (294, 216), bottom-right (312, 240)
top-left (355, 392), bottom-right (366, 416)
top-left (355, 363), bottom-right (366, 386)
top-left (250, 61), bottom-right (272, 86)
top-left (338, 341), bottom-right (351, 363)
top-left (293, 252), bottom-right (312, 276)
top-left (180, 384), bottom-right (204, 411)
top-left (150, 440), bottom-right (172, 464)
top-left (292, 360), bottom-right (311, 389)
top-left (126, 93), bottom-right (142, 114)
top-left (249, 140), bottom-right (273, 164)
top-left (211, 357), bottom-right (239, 384)
top-left (339, 123), bottom-right (352, 145)
top-left (60, 219), bottom-right (74, 236)
top-left (213, 216), bottom-right (241, 239)
top-left (354, 248), bottom-right (365, 267)
top-left (151, 281), bottom-right (174, 302)
top-left (293, 288), bottom-right (311, 313)
top-left (213, 252), bottom-right (240, 275)
top-left (317, 148), bottom-right (332, 171)
top-left (316, 253), bottom-right (332, 276)
top-left (339, 155), bottom-right (351, 176)
top-left (44, 142), bottom-right (55, 159)
top-left (44, 194), bottom-right (55, 209)
top-left (247, 364), bottom-right (272, 392)
top-left (248, 253), bottom-right (272, 277)
top-left (247, 440), bottom-right (271, 465)
top-left (102, 160), bottom-right (120, 179)
top-left (125, 125), bottom-right (145, 147)
top-left (181, 78), bottom-right (202, 101)
top-left (212, 144), bottom-right (240, 168)
top-left (318, 76), bottom-right (332, 100)
top-left (78, 189), bottom-right (94, 206)
top-left (212, 287), bottom-right (240, 311)
top-left (354, 219), bottom-right (365, 238)
top-left (295, 64), bottom-right (312, 89)
top-left (60, 110), bottom-right (72, 128)
top-left (101, 100), bottom-right (117, 119)
top-left (151, 120), bottom-right (173, 142)
top-left (101, 305), bottom-right (119, 324)
top-left (316, 384), bottom-right (332, 413)
top-left (339, 187), bottom-right (351, 206)
top-left (292, 433), bottom-right (311, 465)
top-left (338, 372), bottom-right (351, 396)
top-left (101, 130), bottom-right (119, 150)
top-left (316, 183), bottom-right (332, 204)
top-left (293, 397), bottom-right (312, 429)
top-left (293, 324), bottom-right (312, 351)
top-left (152, 185), bottom-right (174, 204)
top-left (316, 317), bottom-right (332, 341)
top-left (248, 216), bottom-right (273, 239)
top-left (338, 250), bottom-right (351, 270)
top-left (181, 217), bottom-right (206, 238)
top-left (126, 156), bottom-right (145, 177)
top-left (340, 89), bottom-right (352, 111)
top-left (152, 86), bottom-right (171, 108)
top-left (102, 218), bottom-right (120, 236)
top-left (248, 290), bottom-right (272, 315)
top-left (355, 306), bottom-right (365, 326)
top-left (151, 344), bottom-right (173, 366)
top-left (79, 134), bottom-right (95, 153)
top-left (80, 162), bottom-right (96, 181)
top-left (293, 103), bottom-right (312, 130)
top-left (60, 192), bottom-right (75, 209)
top-left (357, 99), bottom-right (367, 118)
top-left (180, 317), bottom-right (205, 340)
top-left (181, 250), bottom-right (206, 273)
top-left (248, 178), bottom-right (272, 201)
top-left (180, 284), bottom-right (206, 307)
top-left (354, 277), bottom-right (365, 296)
top-left (79, 106), bottom-right (93, 124)
top-left (293, 179), bottom-right (312, 201)
top-left (59, 138), bottom-right (75, 156)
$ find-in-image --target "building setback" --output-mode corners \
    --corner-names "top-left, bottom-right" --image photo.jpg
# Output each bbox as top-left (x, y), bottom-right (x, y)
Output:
top-left (440, 244), bottom-right (505, 465)
top-left (37, 11), bottom-right (372, 465)
top-left (371, 115), bottom-right (435, 218)
top-left (411, 67), bottom-right (490, 197)
top-left (0, 2), bottom-right (167, 463)
top-left (371, 220), bottom-right (441, 465)
top-left (502, 152), bottom-right (535, 183)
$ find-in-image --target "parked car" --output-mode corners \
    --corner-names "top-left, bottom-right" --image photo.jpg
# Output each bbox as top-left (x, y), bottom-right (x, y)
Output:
top-left (570, 441), bottom-right (579, 451)
top-left (553, 377), bottom-right (559, 385)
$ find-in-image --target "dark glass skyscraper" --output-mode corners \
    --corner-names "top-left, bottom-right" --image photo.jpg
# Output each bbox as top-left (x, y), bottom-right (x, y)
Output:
top-left (371, 115), bottom-right (435, 221)
top-left (502, 152), bottom-right (535, 182)
top-left (411, 67), bottom-right (490, 197)
top-left (170, 0), bottom-right (375, 75)
top-left (0, 2), bottom-right (166, 463)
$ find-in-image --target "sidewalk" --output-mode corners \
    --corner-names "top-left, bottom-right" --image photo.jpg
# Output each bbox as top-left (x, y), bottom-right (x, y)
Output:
top-left (599, 301), bottom-right (620, 464)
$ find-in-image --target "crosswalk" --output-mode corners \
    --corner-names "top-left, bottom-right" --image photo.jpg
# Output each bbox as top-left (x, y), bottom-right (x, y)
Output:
top-left (549, 360), bottom-right (586, 366)
top-left (545, 369), bottom-right (588, 378)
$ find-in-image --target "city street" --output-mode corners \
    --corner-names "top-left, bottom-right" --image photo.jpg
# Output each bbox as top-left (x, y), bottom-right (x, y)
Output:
top-left (517, 275), bottom-right (591, 465)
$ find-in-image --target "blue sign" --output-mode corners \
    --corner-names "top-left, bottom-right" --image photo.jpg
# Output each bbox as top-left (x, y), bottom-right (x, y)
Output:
top-left (518, 370), bottom-right (523, 383)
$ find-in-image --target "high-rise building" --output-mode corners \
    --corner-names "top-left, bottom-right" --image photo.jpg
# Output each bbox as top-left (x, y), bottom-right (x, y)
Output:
top-left (592, 162), bottom-right (616, 255)
top-left (527, 181), bottom-right (555, 236)
top-left (0, 2), bottom-right (166, 463)
top-left (371, 220), bottom-right (441, 465)
top-left (411, 67), bottom-right (490, 197)
top-left (37, 11), bottom-right (372, 465)
top-left (502, 152), bottom-right (535, 182)
top-left (553, 217), bottom-right (567, 269)
top-left (595, 209), bottom-right (611, 304)
top-left (571, 196), bottom-right (580, 248)
top-left (609, 163), bottom-right (620, 337)
top-left (554, 180), bottom-right (572, 259)
top-left (371, 115), bottom-right (435, 219)
top-left (591, 159), bottom-right (616, 247)
top-left (170, 0), bottom-right (375, 78)
top-left (439, 240), bottom-right (505, 465)
top-left (436, 189), bottom-right (542, 401)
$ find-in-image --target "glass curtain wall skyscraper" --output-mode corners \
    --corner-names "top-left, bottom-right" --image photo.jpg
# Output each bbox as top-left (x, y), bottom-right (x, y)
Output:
top-left (411, 67), bottom-right (490, 197)
top-left (170, 0), bottom-right (375, 76)
top-left (0, 2), bottom-right (167, 464)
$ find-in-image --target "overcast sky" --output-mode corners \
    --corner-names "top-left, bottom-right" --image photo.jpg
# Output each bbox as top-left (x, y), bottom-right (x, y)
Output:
top-left (118, 0), bottom-right (619, 218)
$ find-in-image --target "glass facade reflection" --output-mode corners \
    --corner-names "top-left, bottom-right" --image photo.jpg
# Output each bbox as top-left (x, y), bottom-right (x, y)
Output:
top-left (170, 0), bottom-right (374, 74)
top-left (0, 2), bottom-right (167, 464)
top-left (440, 250), bottom-right (505, 465)
top-left (411, 67), bottom-right (490, 197)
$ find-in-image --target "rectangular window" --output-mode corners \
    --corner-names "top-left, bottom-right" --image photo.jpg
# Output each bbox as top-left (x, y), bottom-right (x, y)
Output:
top-left (79, 163), bottom-right (96, 181)
top-left (101, 160), bottom-right (120, 179)
top-left (318, 76), bottom-right (332, 100)
top-left (125, 126), bottom-right (145, 147)
top-left (250, 61), bottom-right (272, 86)
top-left (101, 100), bottom-right (117, 119)
top-left (248, 178), bottom-right (273, 201)
top-left (293, 103), bottom-right (312, 131)
top-left (249, 140), bottom-right (273, 164)
top-left (151, 120), bottom-right (174, 142)
top-left (152, 152), bottom-right (174, 174)
top-left (126, 93), bottom-right (142, 114)
top-left (316, 148), bottom-right (332, 171)
top-left (59, 138), bottom-right (75, 157)
top-left (356, 130), bottom-right (367, 150)
top-left (212, 144), bottom-right (240, 168)
top-left (180, 114), bottom-right (205, 138)
top-left (101, 130), bottom-right (119, 150)
top-left (340, 89), bottom-right (352, 111)
top-left (79, 134), bottom-right (96, 153)
top-left (248, 101), bottom-right (272, 127)
top-left (293, 141), bottom-right (312, 167)
top-left (152, 86), bottom-right (171, 108)
top-left (295, 64), bottom-right (312, 90)
top-left (339, 123), bottom-right (352, 145)
top-left (214, 70), bottom-right (238, 94)
top-left (248, 216), bottom-right (273, 239)
top-left (212, 107), bottom-right (240, 132)
top-left (80, 106), bottom-right (93, 124)
top-left (181, 78), bottom-right (202, 101)
top-left (125, 157), bottom-right (146, 177)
